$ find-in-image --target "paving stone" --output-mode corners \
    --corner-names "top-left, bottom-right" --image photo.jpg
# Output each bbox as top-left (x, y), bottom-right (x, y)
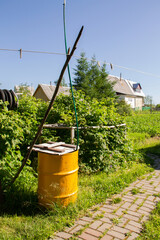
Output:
top-left (125, 224), bottom-right (141, 233)
top-left (147, 196), bottom-right (155, 201)
top-left (143, 203), bottom-right (155, 210)
top-left (98, 223), bottom-right (112, 232)
top-left (121, 197), bottom-right (134, 203)
top-left (128, 220), bottom-right (142, 229)
top-left (122, 195), bottom-right (136, 200)
top-left (79, 232), bottom-right (98, 240)
top-left (90, 220), bottom-right (103, 229)
top-left (52, 237), bottom-right (64, 240)
top-left (140, 215), bottom-right (149, 223)
top-left (137, 209), bottom-right (151, 215)
top-left (104, 213), bottom-right (116, 219)
top-left (117, 217), bottom-right (129, 227)
top-left (65, 224), bottom-right (77, 233)
top-left (75, 219), bottom-right (90, 226)
top-left (100, 217), bottom-right (113, 224)
top-left (139, 206), bottom-right (153, 213)
top-left (112, 225), bottom-right (129, 234)
top-left (127, 210), bottom-right (142, 218)
top-left (80, 216), bottom-right (93, 222)
top-left (107, 230), bottom-right (125, 239)
top-left (56, 232), bottom-right (72, 239)
top-left (127, 232), bottom-right (139, 240)
top-left (100, 207), bottom-right (114, 213)
top-left (145, 200), bottom-right (156, 206)
top-left (123, 214), bottom-right (139, 222)
top-left (121, 202), bottom-right (132, 209)
top-left (134, 198), bottom-right (144, 205)
top-left (129, 204), bottom-right (138, 211)
top-left (85, 228), bottom-right (102, 237)
top-left (101, 235), bottom-right (113, 240)
top-left (115, 208), bottom-right (125, 216)
top-left (69, 225), bottom-right (83, 234)
top-left (92, 210), bottom-right (103, 218)
top-left (102, 204), bottom-right (117, 210)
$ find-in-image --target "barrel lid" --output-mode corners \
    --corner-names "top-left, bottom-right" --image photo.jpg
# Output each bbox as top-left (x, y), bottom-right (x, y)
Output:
top-left (32, 142), bottom-right (78, 155)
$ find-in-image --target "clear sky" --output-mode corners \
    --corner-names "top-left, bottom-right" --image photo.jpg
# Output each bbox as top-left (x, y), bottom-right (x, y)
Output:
top-left (0, 0), bottom-right (160, 104)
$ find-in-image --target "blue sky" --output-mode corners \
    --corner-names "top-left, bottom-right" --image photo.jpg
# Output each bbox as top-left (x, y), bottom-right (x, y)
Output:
top-left (0, 0), bottom-right (160, 104)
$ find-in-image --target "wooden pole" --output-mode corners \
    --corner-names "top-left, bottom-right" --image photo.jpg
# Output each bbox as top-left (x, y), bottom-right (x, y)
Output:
top-left (8, 26), bottom-right (84, 187)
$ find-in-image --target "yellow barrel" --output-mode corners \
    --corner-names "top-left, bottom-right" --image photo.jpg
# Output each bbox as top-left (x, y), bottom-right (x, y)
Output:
top-left (38, 150), bottom-right (78, 208)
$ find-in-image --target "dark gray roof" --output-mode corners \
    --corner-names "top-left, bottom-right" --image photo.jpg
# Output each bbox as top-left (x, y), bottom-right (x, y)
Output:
top-left (108, 75), bottom-right (133, 95)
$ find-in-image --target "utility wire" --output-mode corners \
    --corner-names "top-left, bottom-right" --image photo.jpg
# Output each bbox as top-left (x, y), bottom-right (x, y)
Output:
top-left (0, 47), bottom-right (160, 79)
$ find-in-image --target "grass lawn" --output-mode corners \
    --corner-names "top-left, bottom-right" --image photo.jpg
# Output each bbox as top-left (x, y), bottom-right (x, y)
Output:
top-left (137, 201), bottom-right (160, 240)
top-left (0, 162), bottom-right (152, 240)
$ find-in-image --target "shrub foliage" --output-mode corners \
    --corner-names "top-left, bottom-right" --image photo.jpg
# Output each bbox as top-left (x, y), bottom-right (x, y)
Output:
top-left (0, 92), bottom-right (136, 189)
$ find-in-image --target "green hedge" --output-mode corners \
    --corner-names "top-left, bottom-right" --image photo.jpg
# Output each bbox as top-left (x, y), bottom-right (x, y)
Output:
top-left (0, 91), bottom-right (137, 188)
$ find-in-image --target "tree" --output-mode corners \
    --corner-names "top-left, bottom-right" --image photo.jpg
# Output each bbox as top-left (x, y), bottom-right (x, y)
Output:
top-left (73, 52), bottom-right (116, 100)
top-left (54, 77), bottom-right (68, 87)
top-left (144, 95), bottom-right (152, 106)
top-left (15, 83), bottom-right (32, 97)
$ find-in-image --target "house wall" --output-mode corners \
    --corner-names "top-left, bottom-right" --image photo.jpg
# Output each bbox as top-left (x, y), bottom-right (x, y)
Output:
top-left (135, 97), bottom-right (143, 110)
top-left (125, 96), bottom-right (135, 108)
top-left (118, 95), bottom-right (135, 108)
top-left (118, 94), bottom-right (144, 110)
top-left (34, 88), bottom-right (49, 102)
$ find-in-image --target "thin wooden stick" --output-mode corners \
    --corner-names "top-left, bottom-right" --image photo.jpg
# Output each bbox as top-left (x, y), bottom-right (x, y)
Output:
top-left (9, 26), bottom-right (84, 187)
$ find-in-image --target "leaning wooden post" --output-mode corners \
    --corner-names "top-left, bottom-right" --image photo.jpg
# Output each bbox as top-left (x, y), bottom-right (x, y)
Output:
top-left (8, 26), bottom-right (84, 187)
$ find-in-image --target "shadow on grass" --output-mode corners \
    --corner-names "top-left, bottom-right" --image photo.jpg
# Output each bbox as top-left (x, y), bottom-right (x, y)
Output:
top-left (0, 186), bottom-right (49, 217)
top-left (138, 141), bottom-right (160, 169)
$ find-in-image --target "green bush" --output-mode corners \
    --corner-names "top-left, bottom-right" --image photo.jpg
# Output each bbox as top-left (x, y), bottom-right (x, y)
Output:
top-left (116, 99), bottom-right (133, 116)
top-left (0, 91), bottom-right (137, 189)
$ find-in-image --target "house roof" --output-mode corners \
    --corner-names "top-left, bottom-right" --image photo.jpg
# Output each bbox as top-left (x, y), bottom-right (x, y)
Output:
top-left (33, 84), bottom-right (70, 101)
top-left (108, 75), bottom-right (145, 98)
top-left (108, 75), bottom-right (133, 96)
top-left (126, 80), bottom-right (145, 97)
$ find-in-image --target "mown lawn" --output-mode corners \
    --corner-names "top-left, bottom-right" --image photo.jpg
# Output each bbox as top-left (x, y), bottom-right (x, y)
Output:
top-left (0, 162), bottom-right (152, 240)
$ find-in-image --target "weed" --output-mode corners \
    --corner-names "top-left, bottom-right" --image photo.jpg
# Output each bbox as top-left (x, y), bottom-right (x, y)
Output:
top-left (111, 197), bottom-right (122, 204)
top-left (94, 214), bottom-right (104, 220)
top-left (125, 232), bottom-right (132, 237)
top-left (112, 217), bottom-right (121, 225)
top-left (153, 193), bottom-right (160, 198)
top-left (131, 188), bottom-right (141, 195)
top-left (122, 210), bottom-right (128, 214)
top-left (147, 175), bottom-right (153, 180)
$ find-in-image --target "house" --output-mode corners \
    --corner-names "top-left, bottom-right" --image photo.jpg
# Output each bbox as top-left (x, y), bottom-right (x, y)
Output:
top-left (108, 75), bottom-right (145, 110)
top-left (33, 84), bottom-right (70, 101)
top-left (14, 85), bottom-right (34, 97)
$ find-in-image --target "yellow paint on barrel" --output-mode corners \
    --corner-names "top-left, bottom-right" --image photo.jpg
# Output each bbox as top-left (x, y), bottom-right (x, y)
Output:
top-left (38, 150), bottom-right (78, 207)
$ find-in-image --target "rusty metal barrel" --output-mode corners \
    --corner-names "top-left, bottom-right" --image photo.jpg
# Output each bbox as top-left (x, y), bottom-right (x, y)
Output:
top-left (33, 142), bottom-right (78, 208)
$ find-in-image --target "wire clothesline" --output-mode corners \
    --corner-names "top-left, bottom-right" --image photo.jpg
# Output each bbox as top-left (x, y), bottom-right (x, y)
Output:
top-left (0, 47), bottom-right (160, 79)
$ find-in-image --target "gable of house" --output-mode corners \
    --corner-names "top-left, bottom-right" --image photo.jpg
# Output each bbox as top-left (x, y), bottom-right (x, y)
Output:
top-left (33, 84), bottom-right (70, 101)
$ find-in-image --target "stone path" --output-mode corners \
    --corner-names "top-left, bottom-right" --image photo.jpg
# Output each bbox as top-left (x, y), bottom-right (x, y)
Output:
top-left (51, 154), bottom-right (160, 240)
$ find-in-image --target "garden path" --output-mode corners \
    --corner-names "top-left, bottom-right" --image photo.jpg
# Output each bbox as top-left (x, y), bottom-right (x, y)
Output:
top-left (51, 154), bottom-right (160, 240)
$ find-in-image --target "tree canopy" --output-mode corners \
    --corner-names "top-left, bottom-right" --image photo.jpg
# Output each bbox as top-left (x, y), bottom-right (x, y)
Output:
top-left (73, 52), bottom-right (116, 100)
